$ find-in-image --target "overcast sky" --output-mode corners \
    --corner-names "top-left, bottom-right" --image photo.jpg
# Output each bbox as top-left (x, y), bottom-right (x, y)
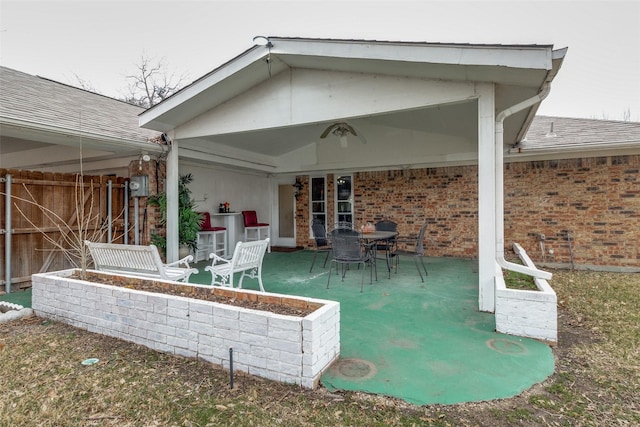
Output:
top-left (1, 0), bottom-right (639, 121)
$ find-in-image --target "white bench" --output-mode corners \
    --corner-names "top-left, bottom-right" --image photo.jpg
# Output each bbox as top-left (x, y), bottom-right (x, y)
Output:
top-left (205, 238), bottom-right (269, 291)
top-left (85, 241), bottom-right (198, 283)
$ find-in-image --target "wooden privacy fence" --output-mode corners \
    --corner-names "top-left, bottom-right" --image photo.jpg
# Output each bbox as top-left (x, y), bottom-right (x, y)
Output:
top-left (1, 169), bottom-right (128, 293)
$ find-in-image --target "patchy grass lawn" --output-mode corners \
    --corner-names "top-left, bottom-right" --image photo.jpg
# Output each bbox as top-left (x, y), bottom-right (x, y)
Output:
top-left (503, 257), bottom-right (538, 290)
top-left (1, 269), bottom-right (639, 426)
top-left (503, 268), bottom-right (538, 290)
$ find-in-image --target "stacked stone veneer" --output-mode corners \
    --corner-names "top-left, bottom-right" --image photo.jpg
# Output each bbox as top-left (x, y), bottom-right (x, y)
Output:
top-left (296, 155), bottom-right (640, 269)
top-left (31, 270), bottom-right (340, 389)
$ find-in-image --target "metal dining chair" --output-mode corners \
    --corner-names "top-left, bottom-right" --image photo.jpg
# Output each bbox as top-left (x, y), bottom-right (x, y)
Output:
top-left (327, 233), bottom-right (377, 292)
top-left (375, 219), bottom-right (398, 278)
top-left (309, 220), bottom-right (332, 273)
top-left (389, 221), bottom-right (429, 282)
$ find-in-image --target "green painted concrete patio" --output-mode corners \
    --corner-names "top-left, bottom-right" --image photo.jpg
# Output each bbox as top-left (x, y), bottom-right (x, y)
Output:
top-left (2, 250), bottom-right (555, 405)
top-left (192, 250), bottom-right (555, 405)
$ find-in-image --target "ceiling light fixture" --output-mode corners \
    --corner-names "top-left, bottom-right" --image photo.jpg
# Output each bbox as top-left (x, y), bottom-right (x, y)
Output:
top-left (320, 122), bottom-right (363, 148)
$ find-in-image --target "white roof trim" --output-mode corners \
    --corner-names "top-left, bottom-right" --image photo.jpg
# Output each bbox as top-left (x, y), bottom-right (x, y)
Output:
top-left (140, 38), bottom-right (561, 131)
top-left (270, 38), bottom-right (554, 69)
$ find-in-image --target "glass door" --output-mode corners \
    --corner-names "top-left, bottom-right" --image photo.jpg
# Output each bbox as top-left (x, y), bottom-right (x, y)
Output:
top-left (335, 175), bottom-right (353, 224)
top-left (272, 177), bottom-right (296, 247)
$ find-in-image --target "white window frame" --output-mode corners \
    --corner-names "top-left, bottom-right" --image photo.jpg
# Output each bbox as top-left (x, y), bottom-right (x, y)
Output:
top-left (334, 174), bottom-right (354, 226)
top-left (309, 176), bottom-right (327, 237)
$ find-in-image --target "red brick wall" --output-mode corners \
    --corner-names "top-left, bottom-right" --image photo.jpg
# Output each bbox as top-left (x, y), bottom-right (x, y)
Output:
top-left (296, 154), bottom-right (640, 269)
top-left (297, 167), bottom-right (479, 258)
top-left (505, 155), bottom-right (639, 268)
top-left (127, 159), bottom-right (166, 247)
top-left (354, 168), bottom-right (479, 258)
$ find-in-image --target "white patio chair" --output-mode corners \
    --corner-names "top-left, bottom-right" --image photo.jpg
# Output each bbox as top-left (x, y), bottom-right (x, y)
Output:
top-left (205, 238), bottom-right (270, 291)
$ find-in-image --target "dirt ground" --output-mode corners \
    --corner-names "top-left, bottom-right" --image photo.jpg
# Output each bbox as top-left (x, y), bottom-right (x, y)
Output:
top-left (79, 271), bottom-right (317, 317)
top-left (5, 269), bottom-right (636, 426)
top-left (1, 296), bottom-right (598, 426)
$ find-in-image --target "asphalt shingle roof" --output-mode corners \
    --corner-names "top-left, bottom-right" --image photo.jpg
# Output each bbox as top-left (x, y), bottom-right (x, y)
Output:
top-left (0, 66), bottom-right (158, 143)
top-left (2, 65), bottom-right (638, 157)
top-left (520, 115), bottom-right (640, 153)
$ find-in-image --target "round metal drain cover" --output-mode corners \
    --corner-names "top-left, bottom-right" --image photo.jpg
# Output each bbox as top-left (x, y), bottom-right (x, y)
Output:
top-left (330, 358), bottom-right (377, 380)
top-left (486, 338), bottom-right (528, 355)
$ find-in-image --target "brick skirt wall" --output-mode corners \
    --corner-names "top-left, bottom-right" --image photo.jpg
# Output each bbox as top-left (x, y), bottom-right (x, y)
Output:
top-left (296, 155), bottom-right (640, 269)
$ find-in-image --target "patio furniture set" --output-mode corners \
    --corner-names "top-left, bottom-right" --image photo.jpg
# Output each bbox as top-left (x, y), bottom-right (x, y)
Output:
top-left (86, 211), bottom-right (427, 294)
top-left (86, 210), bottom-right (271, 291)
top-left (310, 219), bottom-right (430, 292)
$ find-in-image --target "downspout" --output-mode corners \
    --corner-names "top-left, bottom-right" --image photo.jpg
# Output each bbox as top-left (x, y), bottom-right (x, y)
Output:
top-left (495, 84), bottom-right (552, 280)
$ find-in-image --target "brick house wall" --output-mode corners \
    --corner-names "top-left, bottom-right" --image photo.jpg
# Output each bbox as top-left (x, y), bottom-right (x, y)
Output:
top-left (296, 154), bottom-right (640, 269)
top-left (505, 155), bottom-right (639, 269)
top-left (127, 159), bottom-right (166, 248)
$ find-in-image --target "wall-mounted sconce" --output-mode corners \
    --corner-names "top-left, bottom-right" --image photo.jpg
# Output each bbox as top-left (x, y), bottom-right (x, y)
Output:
top-left (293, 177), bottom-right (304, 201)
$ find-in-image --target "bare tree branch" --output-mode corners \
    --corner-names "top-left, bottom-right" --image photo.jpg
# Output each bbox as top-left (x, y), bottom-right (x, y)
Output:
top-left (121, 54), bottom-right (188, 108)
top-left (72, 73), bottom-right (100, 94)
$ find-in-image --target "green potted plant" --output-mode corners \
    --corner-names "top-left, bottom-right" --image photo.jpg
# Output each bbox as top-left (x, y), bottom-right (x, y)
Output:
top-left (149, 173), bottom-right (202, 258)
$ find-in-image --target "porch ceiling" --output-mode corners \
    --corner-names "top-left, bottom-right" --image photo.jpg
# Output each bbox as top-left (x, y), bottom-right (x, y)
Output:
top-left (180, 101), bottom-right (479, 157)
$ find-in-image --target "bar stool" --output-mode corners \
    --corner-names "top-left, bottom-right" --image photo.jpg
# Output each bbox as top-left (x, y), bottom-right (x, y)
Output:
top-left (196, 212), bottom-right (227, 261)
top-left (242, 210), bottom-right (271, 253)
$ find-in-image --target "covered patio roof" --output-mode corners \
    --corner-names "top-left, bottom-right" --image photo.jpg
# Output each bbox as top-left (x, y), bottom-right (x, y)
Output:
top-left (140, 37), bottom-right (566, 173)
top-left (139, 37), bottom-right (566, 311)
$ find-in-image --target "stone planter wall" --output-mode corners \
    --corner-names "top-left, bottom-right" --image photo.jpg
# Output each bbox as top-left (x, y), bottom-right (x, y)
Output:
top-left (31, 270), bottom-right (340, 388)
top-left (495, 243), bottom-right (557, 343)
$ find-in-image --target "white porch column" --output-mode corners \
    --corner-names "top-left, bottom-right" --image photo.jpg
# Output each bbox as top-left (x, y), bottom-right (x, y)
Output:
top-left (166, 136), bottom-right (179, 263)
top-left (477, 84), bottom-right (496, 312)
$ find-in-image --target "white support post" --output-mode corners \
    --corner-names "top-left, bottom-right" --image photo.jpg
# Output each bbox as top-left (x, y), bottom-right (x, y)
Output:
top-left (477, 84), bottom-right (496, 312)
top-left (166, 136), bottom-right (179, 263)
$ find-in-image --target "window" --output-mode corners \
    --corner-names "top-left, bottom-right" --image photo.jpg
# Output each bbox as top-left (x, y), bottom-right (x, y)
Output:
top-left (335, 175), bottom-right (353, 224)
top-left (310, 177), bottom-right (326, 231)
